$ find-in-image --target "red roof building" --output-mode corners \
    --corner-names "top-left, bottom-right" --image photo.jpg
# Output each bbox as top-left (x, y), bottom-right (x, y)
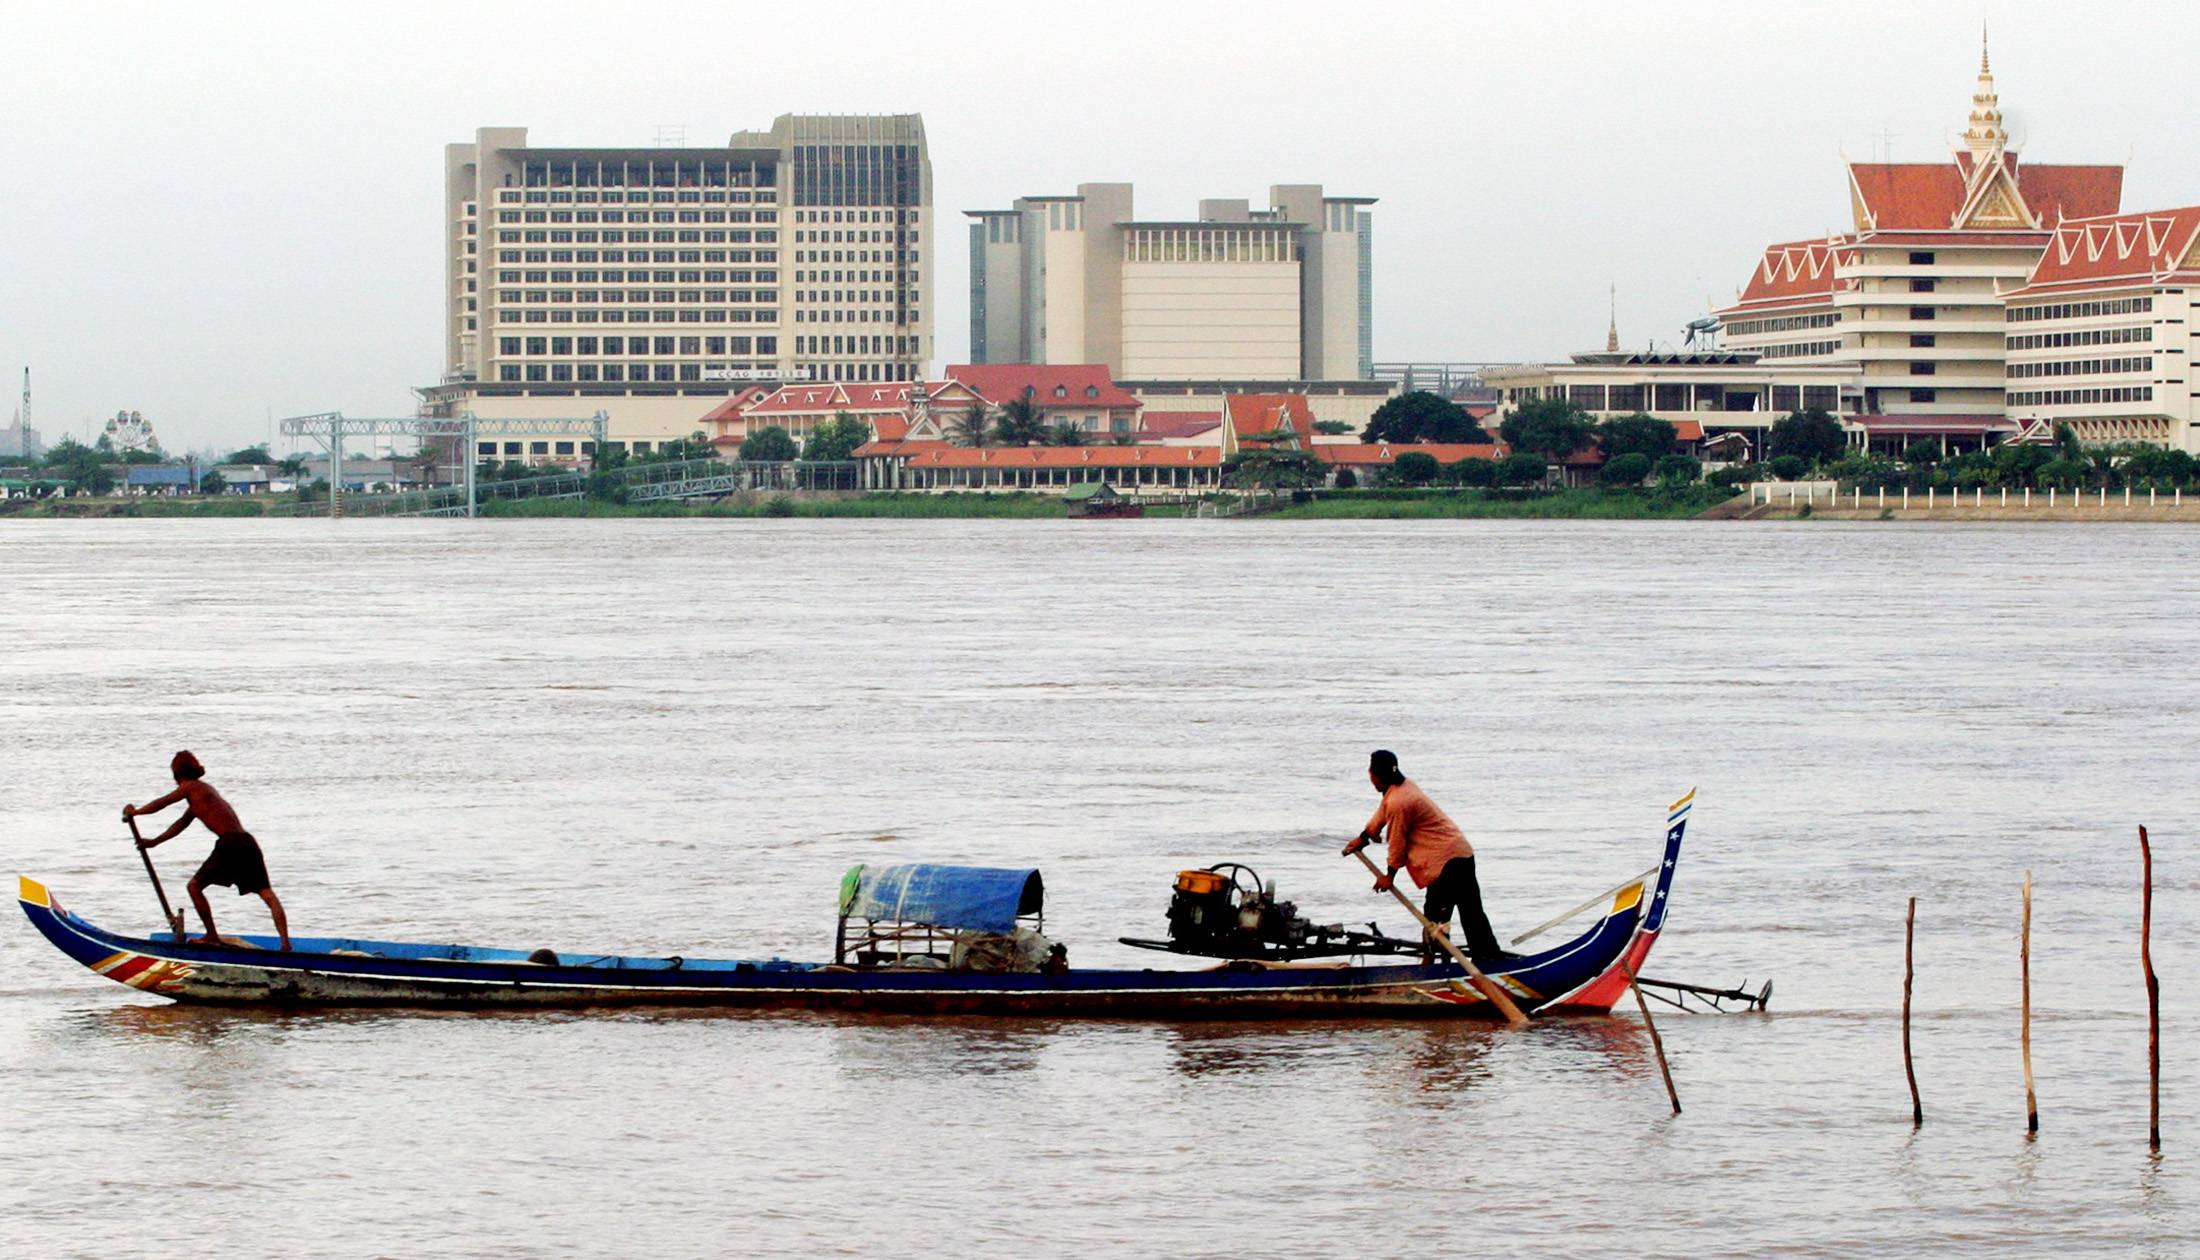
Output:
top-left (1711, 40), bottom-right (2134, 449)
top-left (2000, 207), bottom-right (2200, 450)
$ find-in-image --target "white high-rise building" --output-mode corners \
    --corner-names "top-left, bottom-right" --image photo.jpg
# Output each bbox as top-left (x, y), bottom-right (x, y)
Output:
top-left (966, 183), bottom-right (1375, 383)
top-left (423, 115), bottom-right (932, 460)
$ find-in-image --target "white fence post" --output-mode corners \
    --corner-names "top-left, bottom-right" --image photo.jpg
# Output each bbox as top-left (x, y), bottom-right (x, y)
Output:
top-left (1903, 487), bottom-right (1910, 510)
top-left (2001, 487), bottom-right (2008, 506)
top-left (1928, 487), bottom-right (1936, 510)
top-left (1879, 487), bottom-right (1886, 509)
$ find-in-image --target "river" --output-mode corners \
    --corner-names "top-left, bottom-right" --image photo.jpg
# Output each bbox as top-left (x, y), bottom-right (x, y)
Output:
top-left (0, 518), bottom-right (2193, 1257)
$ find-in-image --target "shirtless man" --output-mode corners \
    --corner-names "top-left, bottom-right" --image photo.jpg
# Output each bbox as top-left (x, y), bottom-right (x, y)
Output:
top-left (124, 750), bottom-right (291, 950)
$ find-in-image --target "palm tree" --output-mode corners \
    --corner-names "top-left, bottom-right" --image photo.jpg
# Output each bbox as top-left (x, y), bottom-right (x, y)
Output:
top-left (992, 396), bottom-right (1048, 446)
top-left (1045, 421), bottom-right (1087, 447)
top-left (950, 403), bottom-right (993, 448)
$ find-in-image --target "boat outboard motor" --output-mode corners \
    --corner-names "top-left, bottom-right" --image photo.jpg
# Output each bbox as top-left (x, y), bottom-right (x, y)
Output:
top-left (1165, 864), bottom-right (1308, 955)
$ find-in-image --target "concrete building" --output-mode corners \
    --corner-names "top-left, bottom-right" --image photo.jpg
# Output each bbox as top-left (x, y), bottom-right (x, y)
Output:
top-left (2004, 207), bottom-right (2200, 451)
top-left (1482, 350), bottom-right (1853, 454)
top-left (424, 114), bottom-right (932, 458)
top-left (965, 183), bottom-right (1374, 383)
top-left (1715, 42), bottom-right (2124, 449)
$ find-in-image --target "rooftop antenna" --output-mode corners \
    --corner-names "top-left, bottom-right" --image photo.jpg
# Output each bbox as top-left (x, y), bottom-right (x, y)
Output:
top-left (19, 367), bottom-right (28, 440)
top-left (1873, 124), bottom-right (1899, 164)
top-left (653, 124), bottom-right (687, 148)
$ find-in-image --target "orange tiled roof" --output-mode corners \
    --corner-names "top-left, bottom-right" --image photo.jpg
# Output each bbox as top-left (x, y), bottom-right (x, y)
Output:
top-left (1225, 394), bottom-right (1316, 446)
top-left (1848, 160), bottom-right (2121, 230)
top-left (1315, 442), bottom-right (1508, 466)
top-left (944, 364), bottom-right (1142, 409)
top-left (2014, 206), bottom-right (2200, 295)
top-left (893, 443), bottom-right (1221, 468)
top-left (1719, 237), bottom-right (1852, 317)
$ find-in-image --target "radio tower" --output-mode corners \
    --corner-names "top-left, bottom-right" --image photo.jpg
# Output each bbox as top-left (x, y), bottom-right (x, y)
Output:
top-left (19, 368), bottom-right (28, 438)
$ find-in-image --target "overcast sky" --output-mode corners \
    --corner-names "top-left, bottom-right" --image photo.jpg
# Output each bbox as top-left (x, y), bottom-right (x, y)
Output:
top-left (4, 1), bottom-right (2195, 453)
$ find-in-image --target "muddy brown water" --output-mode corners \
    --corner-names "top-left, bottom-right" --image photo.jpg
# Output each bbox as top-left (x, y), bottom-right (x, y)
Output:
top-left (1, 518), bottom-right (2193, 1257)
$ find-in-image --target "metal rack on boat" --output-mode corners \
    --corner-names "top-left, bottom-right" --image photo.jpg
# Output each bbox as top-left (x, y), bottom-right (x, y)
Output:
top-left (834, 863), bottom-right (1055, 971)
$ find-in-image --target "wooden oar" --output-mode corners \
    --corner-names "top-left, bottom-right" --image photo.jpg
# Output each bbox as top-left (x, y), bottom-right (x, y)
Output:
top-left (1348, 846), bottom-right (1530, 1027)
top-left (124, 814), bottom-right (185, 939)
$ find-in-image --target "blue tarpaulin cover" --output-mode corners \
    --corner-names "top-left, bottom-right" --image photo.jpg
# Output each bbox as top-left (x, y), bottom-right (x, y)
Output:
top-left (841, 864), bottom-right (1044, 934)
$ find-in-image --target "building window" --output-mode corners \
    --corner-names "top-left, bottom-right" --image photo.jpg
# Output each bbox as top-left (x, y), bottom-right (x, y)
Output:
top-left (1909, 334), bottom-right (1936, 348)
top-left (1909, 362), bottom-right (1935, 375)
top-left (1909, 279), bottom-right (1936, 293)
top-left (530, 442), bottom-right (549, 455)
top-left (1909, 251), bottom-right (1935, 265)
top-left (1909, 306), bottom-right (1936, 321)
top-left (1908, 389), bottom-right (1936, 403)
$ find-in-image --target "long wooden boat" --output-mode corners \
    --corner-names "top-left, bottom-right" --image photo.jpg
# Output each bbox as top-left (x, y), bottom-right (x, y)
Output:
top-left (17, 800), bottom-right (1688, 1019)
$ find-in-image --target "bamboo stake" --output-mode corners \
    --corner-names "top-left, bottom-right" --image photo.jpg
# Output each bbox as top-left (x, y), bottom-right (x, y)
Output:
top-left (2142, 827), bottom-right (2160, 1152)
top-left (1905, 896), bottom-right (1921, 1127)
top-left (2023, 870), bottom-right (2038, 1138)
top-left (1621, 957), bottom-right (1681, 1115)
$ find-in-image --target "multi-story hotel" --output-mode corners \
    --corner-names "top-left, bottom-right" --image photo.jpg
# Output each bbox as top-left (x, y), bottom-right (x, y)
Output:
top-left (965, 183), bottom-right (1375, 384)
top-left (422, 114), bottom-right (932, 458)
top-left (2003, 207), bottom-right (2200, 449)
top-left (1715, 43), bottom-right (2125, 450)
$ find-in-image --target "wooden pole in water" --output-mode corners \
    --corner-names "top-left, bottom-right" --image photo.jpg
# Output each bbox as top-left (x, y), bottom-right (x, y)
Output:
top-left (1621, 958), bottom-right (1681, 1115)
top-left (2023, 870), bottom-right (2038, 1138)
top-left (2142, 826), bottom-right (2160, 1152)
top-left (1905, 896), bottom-right (1922, 1127)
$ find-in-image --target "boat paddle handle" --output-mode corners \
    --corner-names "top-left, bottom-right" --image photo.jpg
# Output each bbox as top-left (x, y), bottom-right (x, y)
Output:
top-left (124, 813), bottom-right (185, 939)
top-left (1348, 845), bottom-right (1530, 1027)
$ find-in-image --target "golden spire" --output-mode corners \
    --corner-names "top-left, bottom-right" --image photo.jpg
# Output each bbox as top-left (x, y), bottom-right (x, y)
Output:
top-left (1606, 284), bottom-right (1619, 353)
top-left (1963, 25), bottom-right (2006, 156)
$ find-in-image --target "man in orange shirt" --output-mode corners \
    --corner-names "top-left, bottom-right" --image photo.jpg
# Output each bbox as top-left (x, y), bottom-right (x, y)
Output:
top-left (125, 750), bottom-right (292, 950)
top-left (1343, 749), bottom-right (1504, 966)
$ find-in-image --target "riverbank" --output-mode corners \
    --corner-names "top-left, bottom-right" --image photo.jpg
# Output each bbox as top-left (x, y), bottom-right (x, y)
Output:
top-left (0, 497), bottom-right (269, 518)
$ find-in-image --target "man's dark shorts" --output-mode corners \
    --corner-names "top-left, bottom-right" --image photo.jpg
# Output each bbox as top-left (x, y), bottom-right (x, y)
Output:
top-left (195, 831), bottom-right (272, 896)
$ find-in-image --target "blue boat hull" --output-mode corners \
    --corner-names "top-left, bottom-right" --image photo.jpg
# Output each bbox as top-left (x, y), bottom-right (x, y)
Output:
top-left (17, 808), bottom-right (1686, 1019)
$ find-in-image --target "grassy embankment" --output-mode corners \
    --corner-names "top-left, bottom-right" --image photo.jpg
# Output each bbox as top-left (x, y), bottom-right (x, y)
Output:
top-left (481, 492), bottom-right (1068, 519)
top-left (0, 497), bottom-right (269, 518)
top-left (1259, 486), bottom-right (1735, 520)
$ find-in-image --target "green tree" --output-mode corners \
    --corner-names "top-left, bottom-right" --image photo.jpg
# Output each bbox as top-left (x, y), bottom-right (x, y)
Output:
top-left (1767, 454), bottom-right (1810, 480)
top-left (1598, 452), bottom-right (1653, 487)
top-left (2052, 422), bottom-right (2082, 461)
top-left (1898, 440), bottom-right (1941, 467)
top-left (1391, 450), bottom-right (1440, 485)
top-left (1596, 413), bottom-right (1678, 461)
top-left (742, 425), bottom-right (799, 462)
top-left (1498, 398), bottom-right (1595, 458)
top-left (275, 456), bottom-right (309, 481)
top-left (1498, 452), bottom-right (1547, 487)
top-left (40, 436), bottom-right (116, 494)
top-left (802, 412), bottom-right (871, 462)
top-left (1045, 421), bottom-right (1087, 447)
top-left (1447, 456), bottom-right (1500, 487)
top-left (1653, 453), bottom-right (1702, 486)
top-left (1362, 391), bottom-right (1481, 444)
top-left (992, 396), bottom-right (1048, 446)
top-left (1766, 408), bottom-right (1847, 466)
top-left (410, 446), bottom-right (444, 485)
top-left (1333, 467), bottom-right (1358, 488)
top-left (225, 445), bottom-right (271, 465)
top-left (950, 402), bottom-right (993, 448)
top-left (199, 470), bottom-right (228, 495)
top-left (2036, 457), bottom-right (2087, 489)
top-left (1992, 442), bottom-right (2052, 486)
top-left (1224, 430), bottom-right (1328, 506)
top-left (1313, 420), bottom-right (1355, 436)
top-left (654, 430), bottom-right (714, 462)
